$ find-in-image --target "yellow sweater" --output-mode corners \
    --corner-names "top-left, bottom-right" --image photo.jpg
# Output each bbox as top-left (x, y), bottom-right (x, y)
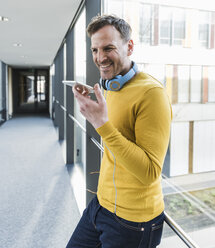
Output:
top-left (96, 72), bottom-right (172, 222)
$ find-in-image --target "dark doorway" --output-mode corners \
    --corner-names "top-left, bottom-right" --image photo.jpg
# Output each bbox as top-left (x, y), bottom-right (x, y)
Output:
top-left (12, 68), bottom-right (49, 115)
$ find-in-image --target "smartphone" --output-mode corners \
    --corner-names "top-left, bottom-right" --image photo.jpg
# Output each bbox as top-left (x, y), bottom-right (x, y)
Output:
top-left (62, 80), bottom-right (94, 93)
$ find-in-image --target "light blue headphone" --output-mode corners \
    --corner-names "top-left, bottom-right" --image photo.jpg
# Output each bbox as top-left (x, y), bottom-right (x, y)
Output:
top-left (100, 61), bottom-right (138, 91)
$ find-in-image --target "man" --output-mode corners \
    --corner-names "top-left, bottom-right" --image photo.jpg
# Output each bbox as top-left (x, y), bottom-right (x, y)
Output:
top-left (66, 14), bottom-right (172, 248)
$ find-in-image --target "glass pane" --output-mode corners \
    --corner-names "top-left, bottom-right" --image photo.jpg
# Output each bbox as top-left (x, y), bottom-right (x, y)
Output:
top-left (190, 66), bottom-right (202, 103)
top-left (73, 7), bottom-right (86, 212)
top-left (173, 8), bottom-right (185, 46)
top-left (139, 4), bottom-right (152, 44)
top-left (26, 76), bottom-right (34, 103)
top-left (198, 11), bottom-right (210, 48)
top-left (37, 75), bottom-right (46, 102)
top-left (159, 6), bottom-right (172, 45)
top-left (162, 174), bottom-right (215, 248)
top-left (160, 20), bottom-right (171, 38)
top-left (178, 65), bottom-right (189, 103)
top-left (74, 8), bottom-right (86, 164)
top-left (208, 66), bottom-right (215, 102)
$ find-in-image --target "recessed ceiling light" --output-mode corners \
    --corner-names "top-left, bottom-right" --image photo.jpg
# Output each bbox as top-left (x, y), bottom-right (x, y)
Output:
top-left (13, 43), bottom-right (22, 47)
top-left (0, 16), bottom-right (9, 22)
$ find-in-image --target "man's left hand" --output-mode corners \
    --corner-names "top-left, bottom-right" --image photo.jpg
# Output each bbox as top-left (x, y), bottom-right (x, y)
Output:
top-left (73, 83), bottom-right (108, 129)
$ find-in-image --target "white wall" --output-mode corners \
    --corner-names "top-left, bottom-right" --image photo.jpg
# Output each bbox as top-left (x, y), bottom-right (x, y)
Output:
top-left (170, 122), bottom-right (189, 176)
top-left (193, 120), bottom-right (215, 173)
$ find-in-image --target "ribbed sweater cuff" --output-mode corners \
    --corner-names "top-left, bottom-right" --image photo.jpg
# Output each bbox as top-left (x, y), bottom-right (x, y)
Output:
top-left (96, 121), bottom-right (115, 138)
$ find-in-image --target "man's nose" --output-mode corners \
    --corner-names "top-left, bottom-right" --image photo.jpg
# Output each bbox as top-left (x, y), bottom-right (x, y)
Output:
top-left (97, 50), bottom-right (107, 64)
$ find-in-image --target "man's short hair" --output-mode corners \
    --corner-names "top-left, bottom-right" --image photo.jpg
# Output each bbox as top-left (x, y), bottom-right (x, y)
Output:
top-left (87, 14), bottom-right (132, 42)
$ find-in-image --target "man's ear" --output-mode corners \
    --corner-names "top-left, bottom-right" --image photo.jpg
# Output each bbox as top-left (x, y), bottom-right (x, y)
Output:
top-left (127, 39), bottom-right (134, 56)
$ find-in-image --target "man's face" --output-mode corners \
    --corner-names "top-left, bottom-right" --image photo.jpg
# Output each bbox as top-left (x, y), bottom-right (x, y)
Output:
top-left (91, 25), bottom-right (133, 80)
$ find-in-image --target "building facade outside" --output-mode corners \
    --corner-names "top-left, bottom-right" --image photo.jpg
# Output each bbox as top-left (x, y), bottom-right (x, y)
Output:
top-left (103, 0), bottom-right (215, 177)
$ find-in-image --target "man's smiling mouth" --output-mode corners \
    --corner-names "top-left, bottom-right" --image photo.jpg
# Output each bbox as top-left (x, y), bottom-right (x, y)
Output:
top-left (100, 63), bottom-right (112, 70)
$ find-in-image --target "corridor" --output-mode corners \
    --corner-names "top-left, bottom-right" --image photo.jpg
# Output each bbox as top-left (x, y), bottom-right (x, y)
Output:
top-left (0, 115), bottom-right (80, 248)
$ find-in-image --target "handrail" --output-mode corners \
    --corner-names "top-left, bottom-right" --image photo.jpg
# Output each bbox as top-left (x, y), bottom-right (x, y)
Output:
top-left (55, 100), bottom-right (200, 248)
top-left (164, 212), bottom-right (200, 248)
top-left (67, 113), bottom-right (104, 152)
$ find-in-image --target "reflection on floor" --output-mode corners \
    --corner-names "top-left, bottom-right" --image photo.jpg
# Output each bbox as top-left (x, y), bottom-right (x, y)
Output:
top-left (16, 101), bottom-right (49, 114)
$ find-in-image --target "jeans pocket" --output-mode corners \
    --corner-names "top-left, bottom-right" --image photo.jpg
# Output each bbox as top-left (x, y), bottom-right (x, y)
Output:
top-left (148, 215), bottom-right (164, 248)
top-left (114, 214), bottom-right (144, 232)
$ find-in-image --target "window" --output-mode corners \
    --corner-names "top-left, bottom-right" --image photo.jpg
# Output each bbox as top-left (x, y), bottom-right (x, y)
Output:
top-left (159, 6), bottom-right (185, 46)
top-left (190, 66), bottom-right (202, 103)
top-left (159, 6), bottom-right (172, 45)
top-left (198, 11), bottom-right (210, 48)
top-left (139, 4), bottom-right (152, 45)
top-left (172, 8), bottom-right (185, 46)
top-left (37, 76), bottom-right (46, 101)
top-left (74, 7), bottom-right (86, 165)
top-left (73, 7), bottom-right (86, 212)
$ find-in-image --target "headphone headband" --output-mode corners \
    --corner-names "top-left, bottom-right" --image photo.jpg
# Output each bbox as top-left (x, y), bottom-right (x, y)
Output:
top-left (100, 61), bottom-right (138, 91)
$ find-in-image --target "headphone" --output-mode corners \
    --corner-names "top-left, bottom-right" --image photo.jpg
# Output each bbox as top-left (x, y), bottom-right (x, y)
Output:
top-left (100, 61), bottom-right (138, 91)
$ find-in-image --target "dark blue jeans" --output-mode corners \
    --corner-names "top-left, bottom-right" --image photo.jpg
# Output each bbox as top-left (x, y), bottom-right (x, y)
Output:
top-left (66, 196), bottom-right (164, 248)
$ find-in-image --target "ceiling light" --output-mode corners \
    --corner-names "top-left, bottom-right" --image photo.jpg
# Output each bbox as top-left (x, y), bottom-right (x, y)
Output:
top-left (13, 43), bottom-right (22, 47)
top-left (0, 16), bottom-right (9, 22)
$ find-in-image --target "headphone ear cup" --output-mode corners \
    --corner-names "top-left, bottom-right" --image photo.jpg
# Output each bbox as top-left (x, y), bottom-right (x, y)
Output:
top-left (106, 75), bottom-right (122, 91)
top-left (100, 62), bottom-right (138, 91)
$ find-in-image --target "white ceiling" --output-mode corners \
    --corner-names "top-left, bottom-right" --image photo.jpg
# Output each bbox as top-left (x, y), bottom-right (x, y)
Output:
top-left (0, 0), bottom-right (82, 68)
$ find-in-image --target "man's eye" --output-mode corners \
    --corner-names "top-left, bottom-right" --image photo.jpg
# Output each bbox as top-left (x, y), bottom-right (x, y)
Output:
top-left (91, 49), bottom-right (97, 53)
top-left (105, 47), bottom-right (113, 52)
